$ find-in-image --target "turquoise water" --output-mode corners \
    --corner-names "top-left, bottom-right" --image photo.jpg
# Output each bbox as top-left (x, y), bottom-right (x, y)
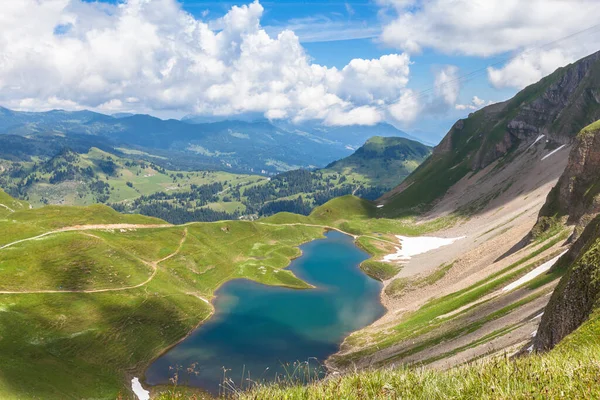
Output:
top-left (145, 231), bottom-right (385, 394)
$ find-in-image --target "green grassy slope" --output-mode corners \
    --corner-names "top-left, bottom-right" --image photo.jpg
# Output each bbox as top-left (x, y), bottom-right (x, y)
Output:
top-left (237, 309), bottom-right (600, 400)
top-left (0, 190), bottom-right (328, 399)
top-left (0, 147), bottom-right (267, 207)
top-left (323, 136), bottom-right (432, 188)
top-left (0, 189), bottom-right (462, 398)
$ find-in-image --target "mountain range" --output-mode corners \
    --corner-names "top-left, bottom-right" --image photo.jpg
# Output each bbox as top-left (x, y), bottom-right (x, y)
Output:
top-left (0, 107), bottom-right (420, 174)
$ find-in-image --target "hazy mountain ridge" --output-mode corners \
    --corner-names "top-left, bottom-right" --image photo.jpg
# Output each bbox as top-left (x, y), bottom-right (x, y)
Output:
top-left (0, 108), bottom-right (426, 175)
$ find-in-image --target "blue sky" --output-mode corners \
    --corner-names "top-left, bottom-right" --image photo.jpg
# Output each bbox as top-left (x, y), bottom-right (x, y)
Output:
top-left (179, 0), bottom-right (517, 139)
top-left (5, 0), bottom-right (599, 143)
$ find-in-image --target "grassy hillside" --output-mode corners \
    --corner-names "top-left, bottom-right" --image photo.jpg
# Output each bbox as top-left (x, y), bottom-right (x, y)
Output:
top-left (236, 309), bottom-right (600, 399)
top-left (0, 189), bottom-right (330, 399)
top-left (0, 147), bottom-right (266, 208)
top-left (0, 190), bottom-right (463, 398)
top-left (324, 136), bottom-right (431, 188)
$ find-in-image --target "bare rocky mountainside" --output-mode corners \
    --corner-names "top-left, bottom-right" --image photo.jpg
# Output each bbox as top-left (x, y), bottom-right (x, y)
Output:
top-left (328, 50), bottom-right (600, 373)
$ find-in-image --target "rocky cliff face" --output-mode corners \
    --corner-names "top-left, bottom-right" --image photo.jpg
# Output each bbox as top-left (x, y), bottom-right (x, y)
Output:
top-left (534, 121), bottom-right (600, 239)
top-left (534, 121), bottom-right (600, 351)
top-left (534, 214), bottom-right (600, 351)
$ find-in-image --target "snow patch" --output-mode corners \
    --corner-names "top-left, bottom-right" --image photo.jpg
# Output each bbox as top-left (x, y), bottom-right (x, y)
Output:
top-left (527, 134), bottom-right (545, 150)
top-left (131, 377), bottom-right (150, 400)
top-left (531, 330), bottom-right (537, 337)
top-left (383, 235), bottom-right (465, 262)
top-left (377, 205), bottom-right (384, 208)
top-left (0, 204), bottom-right (15, 213)
top-left (502, 251), bottom-right (568, 292)
top-left (531, 312), bottom-right (544, 321)
top-left (527, 344), bottom-right (534, 353)
top-left (541, 144), bottom-right (566, 161)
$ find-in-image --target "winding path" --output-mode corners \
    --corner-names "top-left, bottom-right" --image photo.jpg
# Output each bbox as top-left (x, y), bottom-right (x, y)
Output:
top-left (255, 221), bottom-right (400, 246)
top-left (0, 203), bottom-right (15, 213)
top-left (0, 227), bottom-right (189, 296)
top-left (0, 224), bottom-right (172, 251)
top-left (0, 220), bottom-right (397, 298)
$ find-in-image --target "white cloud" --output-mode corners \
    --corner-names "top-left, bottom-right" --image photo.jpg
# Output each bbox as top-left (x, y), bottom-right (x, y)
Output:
top-left (434, 66), bottom-right (459, 106)
top-left (269, 15), bottom-right (380, 43)
top-left (455, 96), bottom-right (492, 111)
top-left (0, 0), bottom-right (411, 126)
top-left (379, 0), bottom-right (600, 88)
top-left (472, 96), bottom-right (486, 107)
top-left (324, 106), bottom-right (383, 126)
top-left (388, 90), bottom-right (420, 123)
top-left (487, 48), bottom-right (576, 89)
top-left (337, 54), bottom-right (411, 104)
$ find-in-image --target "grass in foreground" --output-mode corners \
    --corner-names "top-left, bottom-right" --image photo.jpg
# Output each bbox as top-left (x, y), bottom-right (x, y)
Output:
top-left (235, 310), bottom-right (600, 400)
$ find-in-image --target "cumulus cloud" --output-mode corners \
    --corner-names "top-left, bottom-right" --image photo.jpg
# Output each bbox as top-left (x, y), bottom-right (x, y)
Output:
top-left (378, 0), bottom-right (600, 88)
top-left (0, 0), bottom-right (412, 126)
top-left (324, 106), bottom-right (383, 126)
top-left (434, 66), bottom-right (459, 106)
top-left (487, 48), bottom-right (579, 89)
top-left (386, 66), bottom-right (467, 123)
top-left (388, 90), bottom-right (420, 123)
top-left (455, 96), bottom-right (491, 111)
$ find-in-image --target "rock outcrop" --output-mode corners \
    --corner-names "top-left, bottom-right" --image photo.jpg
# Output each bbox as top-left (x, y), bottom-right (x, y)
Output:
top-left (534, 121), bottom-right (600, 239)
top-left (534, 121), bottom-right (600, 351)
top-left (534, 214), bottom-right (600, 351)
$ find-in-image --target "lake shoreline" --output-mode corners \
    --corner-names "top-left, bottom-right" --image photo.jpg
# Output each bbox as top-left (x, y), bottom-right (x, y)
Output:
top-left (143, 230), bottom-right (386, 396)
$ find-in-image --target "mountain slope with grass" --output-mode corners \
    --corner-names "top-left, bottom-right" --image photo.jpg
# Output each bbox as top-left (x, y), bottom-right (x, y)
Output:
top-left (323, 136), bottom-right (432, 188)
top-left (380, 49), bottom-right (600, 216)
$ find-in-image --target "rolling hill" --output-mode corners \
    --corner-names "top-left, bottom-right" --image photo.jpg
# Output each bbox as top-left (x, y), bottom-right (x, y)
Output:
top-left (324, 136), bottom-right (432, 188)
